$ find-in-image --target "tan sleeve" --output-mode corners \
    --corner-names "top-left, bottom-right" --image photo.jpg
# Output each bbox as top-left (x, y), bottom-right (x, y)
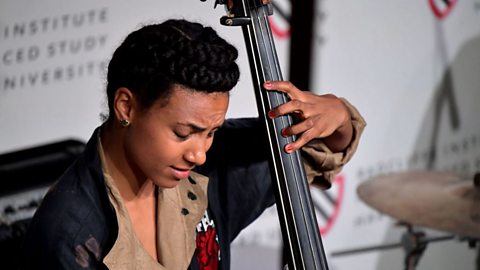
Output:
top-left (301, 98), bottom-right (366, 189)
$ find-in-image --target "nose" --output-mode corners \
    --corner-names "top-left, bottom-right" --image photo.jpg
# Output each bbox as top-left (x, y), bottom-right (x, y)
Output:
top-left (184, 140), bottom-right (209, 166)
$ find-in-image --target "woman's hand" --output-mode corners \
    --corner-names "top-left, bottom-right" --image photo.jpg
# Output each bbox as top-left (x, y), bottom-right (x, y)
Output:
top-left (264, 81), bottom-right (353, 153)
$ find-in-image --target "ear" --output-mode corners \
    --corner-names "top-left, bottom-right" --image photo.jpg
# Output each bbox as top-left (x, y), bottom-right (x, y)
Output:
top-left (113, 87), bottom-right (135, 123)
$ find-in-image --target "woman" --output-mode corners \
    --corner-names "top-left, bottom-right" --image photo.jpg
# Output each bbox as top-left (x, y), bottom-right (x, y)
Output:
top-left (20, 19), bottom-right (365, 269)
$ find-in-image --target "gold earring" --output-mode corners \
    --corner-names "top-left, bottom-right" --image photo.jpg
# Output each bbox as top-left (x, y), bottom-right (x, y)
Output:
top-left (119, 119), bottom-right (130, 127)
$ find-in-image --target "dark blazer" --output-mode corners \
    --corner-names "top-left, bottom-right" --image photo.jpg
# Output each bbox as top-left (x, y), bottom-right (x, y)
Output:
top-left (20, 118), bottom-right (276, 270)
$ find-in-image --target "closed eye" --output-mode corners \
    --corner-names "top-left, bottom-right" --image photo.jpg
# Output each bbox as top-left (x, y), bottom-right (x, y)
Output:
top-left (207, 129), bottom-right (217, 138)
top-left (174, 131), bottom-right (190, 140)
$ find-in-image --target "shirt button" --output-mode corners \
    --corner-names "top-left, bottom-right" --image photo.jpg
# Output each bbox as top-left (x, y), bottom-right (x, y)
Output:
top-left (181, 208), bottom-right (190, 215)
top-left (187, 191), bottom-right (197, 201)
top-left (188, 177), bottom-right (197, 185)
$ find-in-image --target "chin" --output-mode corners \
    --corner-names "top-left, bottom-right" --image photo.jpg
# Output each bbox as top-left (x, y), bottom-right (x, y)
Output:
top-left (153, 178), bottom-right (182, 189)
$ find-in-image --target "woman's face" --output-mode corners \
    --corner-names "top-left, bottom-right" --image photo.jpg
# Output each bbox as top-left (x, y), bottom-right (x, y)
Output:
top-left (124, 86), bottom-right (229, 188)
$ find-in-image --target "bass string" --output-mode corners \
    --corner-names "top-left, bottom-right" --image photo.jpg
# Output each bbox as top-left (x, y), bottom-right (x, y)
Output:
top-left (253, 4), bottom-right (325, 265)
top-left (252, 3), bottom-right (321, 263)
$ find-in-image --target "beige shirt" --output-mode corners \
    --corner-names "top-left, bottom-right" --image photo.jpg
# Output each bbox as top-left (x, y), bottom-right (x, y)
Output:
top-left (98, 138), bottom-right (209, 270)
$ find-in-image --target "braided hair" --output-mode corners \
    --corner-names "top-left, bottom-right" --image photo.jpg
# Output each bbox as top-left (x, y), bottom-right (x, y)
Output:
top-left (105, 19), bottom-right (240, 120)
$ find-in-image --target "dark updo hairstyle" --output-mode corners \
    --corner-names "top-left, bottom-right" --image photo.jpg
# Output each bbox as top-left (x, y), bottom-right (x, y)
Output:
top-left (105, 19), bottom-right (240, 121)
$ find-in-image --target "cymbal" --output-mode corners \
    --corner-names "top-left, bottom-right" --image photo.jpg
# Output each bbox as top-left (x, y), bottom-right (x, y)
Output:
top-left (357, 171), bottom-right (480, 238)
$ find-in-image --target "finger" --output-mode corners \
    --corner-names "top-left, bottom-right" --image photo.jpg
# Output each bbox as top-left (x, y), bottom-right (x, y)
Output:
top-left (285, 129), bottom-right (316, 153)
top-left (286, 125), bottom-right (335, 153)
top-left (262, 0), bottom-right (272, 4)
top-left (285, 121), bottom-right (339, 152)
top-left (264, 81), bottom-right (303, 100)
top-left (281, 117), bottom-right (315, 137)
top-left (268, 99), bottom-right (306, 119)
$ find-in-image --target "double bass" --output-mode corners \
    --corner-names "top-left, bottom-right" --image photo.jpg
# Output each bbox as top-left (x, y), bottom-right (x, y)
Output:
top-left (207, 0), bottom-right (330, 269)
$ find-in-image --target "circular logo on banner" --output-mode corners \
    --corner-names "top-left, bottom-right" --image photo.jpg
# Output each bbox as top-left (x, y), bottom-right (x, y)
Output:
top-left (311, 174), bottom-right (345, 236)
top-left (428, 0), bottom-right (458, 20)
top-left (269, 17), bottom-right (290, 39)
top-left (269, 1), bottom-right (291, 39)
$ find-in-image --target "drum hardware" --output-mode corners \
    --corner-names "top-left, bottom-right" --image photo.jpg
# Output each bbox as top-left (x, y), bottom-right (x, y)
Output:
top-left (332, 171), bottom-right (480, 269)
top-left (357, 171), bottom-right (480, 239)
top-left (330, 223), bottom-right (464, 270)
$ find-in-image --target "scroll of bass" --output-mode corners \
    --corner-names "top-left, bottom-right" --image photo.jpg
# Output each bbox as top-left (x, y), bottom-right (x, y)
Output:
top-left (212, 0), bottom-right (330, 269)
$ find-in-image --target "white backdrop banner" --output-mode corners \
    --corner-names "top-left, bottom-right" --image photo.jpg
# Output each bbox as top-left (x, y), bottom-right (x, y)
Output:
top-left (0, 0), bottom-right (260, 153)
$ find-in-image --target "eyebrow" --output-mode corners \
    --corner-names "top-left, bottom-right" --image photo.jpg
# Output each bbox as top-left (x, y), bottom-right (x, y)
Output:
top-left (177, 122), bottom-right (223, 132)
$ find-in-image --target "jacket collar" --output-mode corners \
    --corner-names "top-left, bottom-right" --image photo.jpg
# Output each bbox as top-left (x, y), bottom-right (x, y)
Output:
top-left (95, 128), bottom-right (209, 270)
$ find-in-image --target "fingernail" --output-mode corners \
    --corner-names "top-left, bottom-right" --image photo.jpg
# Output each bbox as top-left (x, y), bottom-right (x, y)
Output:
top-left (285, 144), bottom-right (293, 153)
top-left (281, 128), bottom-right (288, 137)
top-left (264, 81), bottom-right (272, 87)
top-left (268, 111), bottom-right (275, 118)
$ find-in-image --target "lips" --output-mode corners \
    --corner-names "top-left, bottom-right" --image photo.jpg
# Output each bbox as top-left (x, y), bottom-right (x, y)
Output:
top-left (171, 166), bottom-right (191, 180)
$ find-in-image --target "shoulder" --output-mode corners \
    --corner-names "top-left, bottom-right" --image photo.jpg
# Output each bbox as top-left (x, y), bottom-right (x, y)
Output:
top-left (36, 165), bottom-right (109, 231)
top-left (20, 139), bottom-right (116, 268)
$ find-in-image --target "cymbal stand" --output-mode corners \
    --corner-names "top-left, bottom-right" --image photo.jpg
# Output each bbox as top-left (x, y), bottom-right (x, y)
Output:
top-left (402, 225), bottom-right (427, 270)
top-left (331, 225), bottom-right (455, 270)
